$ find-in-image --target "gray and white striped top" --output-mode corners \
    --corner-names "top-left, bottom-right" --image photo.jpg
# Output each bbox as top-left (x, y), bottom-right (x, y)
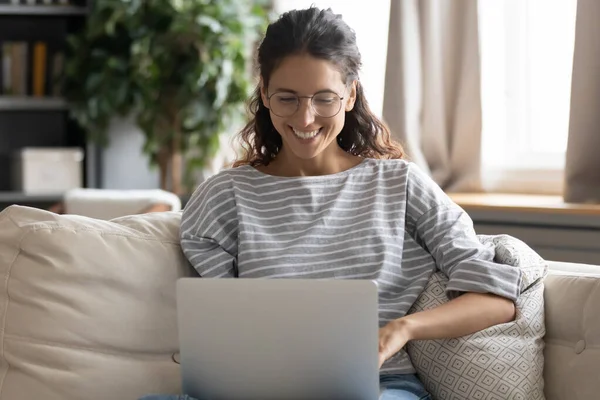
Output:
top-left (180, 158), bottom-right (522, 374)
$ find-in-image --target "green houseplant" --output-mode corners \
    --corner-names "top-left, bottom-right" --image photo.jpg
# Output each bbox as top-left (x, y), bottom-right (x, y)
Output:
top-left (63, 0), bottom-right (269, 194)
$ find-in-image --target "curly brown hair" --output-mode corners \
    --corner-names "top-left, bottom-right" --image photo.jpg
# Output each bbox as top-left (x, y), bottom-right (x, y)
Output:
top-left (233, 7), bottom-right (404, 168)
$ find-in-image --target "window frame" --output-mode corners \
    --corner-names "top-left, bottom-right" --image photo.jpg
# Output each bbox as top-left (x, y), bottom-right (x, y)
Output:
top-left (478, 0), bottom-right (577, 194)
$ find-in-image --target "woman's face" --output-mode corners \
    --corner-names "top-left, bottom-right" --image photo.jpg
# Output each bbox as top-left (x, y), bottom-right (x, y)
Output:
top-left (261, 53), bottom-right (356, 162)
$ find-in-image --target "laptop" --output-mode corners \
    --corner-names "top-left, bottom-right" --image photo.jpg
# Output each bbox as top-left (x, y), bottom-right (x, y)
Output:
top-left (176, 278), bottom-right (380, 400)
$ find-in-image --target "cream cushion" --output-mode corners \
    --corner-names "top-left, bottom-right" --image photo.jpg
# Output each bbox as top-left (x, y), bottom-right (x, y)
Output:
top-left (406, 235), bottom-right (547, 400)
top-left (0, 205), bottom-right (192, 400)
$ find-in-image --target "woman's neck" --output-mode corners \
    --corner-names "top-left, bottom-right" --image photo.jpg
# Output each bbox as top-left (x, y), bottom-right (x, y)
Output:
top-left (259, 147), bottom-right (362, 177)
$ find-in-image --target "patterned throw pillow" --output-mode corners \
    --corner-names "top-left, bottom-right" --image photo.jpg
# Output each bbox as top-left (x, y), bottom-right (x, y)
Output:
top-left (406, 235), bottom-right (547, 400)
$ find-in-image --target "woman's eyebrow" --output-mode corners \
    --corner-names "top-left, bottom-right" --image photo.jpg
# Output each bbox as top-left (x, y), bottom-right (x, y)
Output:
top-left (271, 88), bottom-right (339, 95)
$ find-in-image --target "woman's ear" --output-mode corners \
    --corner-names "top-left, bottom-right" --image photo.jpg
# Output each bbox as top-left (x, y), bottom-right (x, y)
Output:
top-left (345, 80), bottom-right (358, 112)
top-left (260, 77), bottom-right (269, 109)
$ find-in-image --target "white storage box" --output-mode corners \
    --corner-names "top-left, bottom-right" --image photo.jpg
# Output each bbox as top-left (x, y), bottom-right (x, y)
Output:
top-left (12, 147), bottom-right (84, 194)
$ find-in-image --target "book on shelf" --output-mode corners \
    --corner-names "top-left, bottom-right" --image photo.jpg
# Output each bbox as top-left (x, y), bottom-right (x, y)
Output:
top-left (51, 51), bottom-right (63, 97)
top-left (0, 40), bottom-right (64, 99)
top-left (1, 41), bottom-right (28, 96)
top-left (33, 41), bottom-right (47, 97)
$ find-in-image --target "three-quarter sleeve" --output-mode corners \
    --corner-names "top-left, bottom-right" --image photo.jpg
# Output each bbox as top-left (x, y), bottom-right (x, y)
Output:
top-left (405, 164), bottom-right (522, 301)
top-left (180, 174), bottom-right (238, 278)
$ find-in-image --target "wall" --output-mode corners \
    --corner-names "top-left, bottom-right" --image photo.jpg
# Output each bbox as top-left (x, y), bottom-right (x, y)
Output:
top-left (466, 209), bottom-right (600, 265)
top-left (100, 116), bottom-right (159, 190)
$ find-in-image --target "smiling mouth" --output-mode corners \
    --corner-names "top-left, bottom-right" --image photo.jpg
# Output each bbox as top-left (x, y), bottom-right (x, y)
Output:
top-left (291, 127), bottom-right (322, 140)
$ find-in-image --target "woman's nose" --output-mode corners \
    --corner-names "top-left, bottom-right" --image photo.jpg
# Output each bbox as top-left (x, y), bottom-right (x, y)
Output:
top-left (293, 98), bottom-right (316, 127)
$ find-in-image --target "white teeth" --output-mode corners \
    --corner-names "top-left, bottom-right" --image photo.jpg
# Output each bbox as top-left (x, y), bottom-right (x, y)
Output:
top-left (292, 127), bottom-right (320, 139)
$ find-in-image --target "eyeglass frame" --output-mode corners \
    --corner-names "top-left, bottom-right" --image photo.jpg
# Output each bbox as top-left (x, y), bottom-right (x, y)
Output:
top-left (265, 87), bottom-right (348, 118)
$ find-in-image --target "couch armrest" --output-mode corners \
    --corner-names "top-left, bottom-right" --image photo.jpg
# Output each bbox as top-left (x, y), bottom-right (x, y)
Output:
top-left (547, 260), bottom-right (600, 276)
top-left (543, 260), bottom-right (600, 400)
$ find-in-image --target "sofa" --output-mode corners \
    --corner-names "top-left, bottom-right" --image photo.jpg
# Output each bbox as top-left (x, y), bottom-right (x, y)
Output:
top-left (0, 205), bottom-right (598, 400)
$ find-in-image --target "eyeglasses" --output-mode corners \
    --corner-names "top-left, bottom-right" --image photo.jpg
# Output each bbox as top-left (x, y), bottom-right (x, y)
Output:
top-left (266, 90), bottom-right (345, 118)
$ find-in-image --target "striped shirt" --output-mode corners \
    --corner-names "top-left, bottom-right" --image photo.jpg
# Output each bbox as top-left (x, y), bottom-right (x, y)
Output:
top-left (180, 158), bottom-right (522, 374)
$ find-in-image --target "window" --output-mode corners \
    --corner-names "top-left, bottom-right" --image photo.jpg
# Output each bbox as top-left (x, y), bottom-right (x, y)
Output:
top-left (272, 0), bottom-right (391, 117)
top-left (478, 0), bottom-right (578, 194)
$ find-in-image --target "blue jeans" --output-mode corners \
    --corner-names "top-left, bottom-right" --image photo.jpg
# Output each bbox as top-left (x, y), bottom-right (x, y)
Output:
top-left (139, 373), bottom-right (432, 400)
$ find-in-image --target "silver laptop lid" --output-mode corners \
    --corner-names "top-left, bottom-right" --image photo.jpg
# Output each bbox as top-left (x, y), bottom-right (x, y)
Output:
top-left (176, 278), bottom-right (380, 400)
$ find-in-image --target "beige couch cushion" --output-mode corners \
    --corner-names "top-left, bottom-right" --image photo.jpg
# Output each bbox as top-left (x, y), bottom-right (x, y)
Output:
top-left (2, 204), bottom-right (600, 400)
top-left (544, 261), bottom-right (600, 400)
top-left (0, 205), bottom-right (193, 400)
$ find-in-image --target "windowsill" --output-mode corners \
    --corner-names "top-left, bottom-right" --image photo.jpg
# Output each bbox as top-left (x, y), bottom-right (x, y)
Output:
top-left (448, 193), bottom-right (600, 216)
top-left (448, 192), bottom-right (600, 230)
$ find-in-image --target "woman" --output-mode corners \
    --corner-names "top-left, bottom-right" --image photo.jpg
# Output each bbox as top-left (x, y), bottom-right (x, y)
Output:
top-left (144, 6), bottom-right (522, 400)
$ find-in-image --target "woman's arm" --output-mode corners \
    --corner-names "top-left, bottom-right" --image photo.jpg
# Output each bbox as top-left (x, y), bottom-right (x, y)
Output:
top-left (378, 292), bottom-right (515, 367)
top-left (403, 292), bottom-right (516, 340)
top-left (377, 164), bottom-right (523, 367)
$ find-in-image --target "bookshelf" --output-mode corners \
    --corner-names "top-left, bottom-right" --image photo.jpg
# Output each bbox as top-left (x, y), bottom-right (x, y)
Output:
top-left (0, 0), bottom-right (94, 211)
top-left (0, 96), bottom-right (67, 110)
top-left (0, 190), bottom-right (62, 203)
top-left (0, 5), bottom-right (89, 15)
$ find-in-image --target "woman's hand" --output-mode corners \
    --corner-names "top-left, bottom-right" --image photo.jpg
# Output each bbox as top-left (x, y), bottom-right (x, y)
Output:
top-left (377, 293), bottom-right (516, 368)
top-left (378, 319), bottom-right (412, 368)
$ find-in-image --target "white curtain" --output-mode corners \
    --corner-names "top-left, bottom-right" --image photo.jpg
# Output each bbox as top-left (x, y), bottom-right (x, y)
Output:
top-left (382, 0), bottom-right (482, 192)
top-left (564, 0), bottom-right (600, 203)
